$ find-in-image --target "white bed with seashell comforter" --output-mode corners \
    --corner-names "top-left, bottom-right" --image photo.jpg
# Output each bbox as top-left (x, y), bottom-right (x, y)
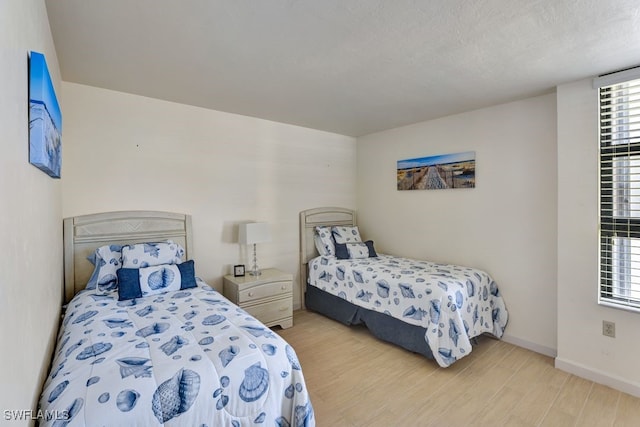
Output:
top-left (39, 211), bottom-right (314, 426)
top-left (300, 207), bottom-right (508, 368)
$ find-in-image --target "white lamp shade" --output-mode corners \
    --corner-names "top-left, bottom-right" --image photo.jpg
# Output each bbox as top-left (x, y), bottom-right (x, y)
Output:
top-left (238, 222), bottom-right (271, 245)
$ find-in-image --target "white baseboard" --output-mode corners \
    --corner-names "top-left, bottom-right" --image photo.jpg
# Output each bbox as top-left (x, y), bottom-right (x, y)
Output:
top-left (500, 335), bottom-right (640, 397)
top-left (500, 333), bottom-right (557, 358)
top-left (555, 357), bottom-right (640, 398)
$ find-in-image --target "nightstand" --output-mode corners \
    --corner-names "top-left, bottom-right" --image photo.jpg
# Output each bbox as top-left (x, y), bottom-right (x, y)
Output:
top-left (223, 268), bottom-right (293, 329)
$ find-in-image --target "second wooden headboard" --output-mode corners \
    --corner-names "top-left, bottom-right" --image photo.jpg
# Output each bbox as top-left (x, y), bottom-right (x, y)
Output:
top-left (299, 207), bottom-right (355, 306)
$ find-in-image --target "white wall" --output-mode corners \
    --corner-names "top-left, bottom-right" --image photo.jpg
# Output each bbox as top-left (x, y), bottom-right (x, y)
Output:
top-left (61, 82), bottom-right (356, 308)
top-left (0, 0), bottom-right (63, 420)
top-left (556, 78), bottom-right (640, 397)
top-left (356, 94), bottom-right (558, 355)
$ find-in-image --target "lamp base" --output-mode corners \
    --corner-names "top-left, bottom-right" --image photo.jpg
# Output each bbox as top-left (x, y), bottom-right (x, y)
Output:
top-left (249, 243), bottom-right (262, 276)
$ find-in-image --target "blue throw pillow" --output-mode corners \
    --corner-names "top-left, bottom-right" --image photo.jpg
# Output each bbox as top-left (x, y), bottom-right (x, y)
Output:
top-left (178, 260), bottom-right (197, 290)
top-left (365, 240), bottom-right (378, 257)
top-left (335, 240), bottom-right (377, 259)
top-left (117, 268), bottom-right (142, 300)
top-left (117, 260), bottom-right (197, 301)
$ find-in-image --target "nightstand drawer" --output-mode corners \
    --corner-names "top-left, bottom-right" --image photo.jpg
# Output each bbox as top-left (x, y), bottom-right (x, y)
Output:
top-left (239, 280), bottom-right (292, 303)
top-left (244, 298), bottom-right (292, 324)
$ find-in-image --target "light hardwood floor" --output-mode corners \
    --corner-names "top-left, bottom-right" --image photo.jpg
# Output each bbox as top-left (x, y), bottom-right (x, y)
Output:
top-left (277, 310), bottom-right (640, 427)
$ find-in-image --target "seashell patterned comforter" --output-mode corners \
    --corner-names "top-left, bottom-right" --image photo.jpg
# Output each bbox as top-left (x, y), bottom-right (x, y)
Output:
top-left (39, 280), bottom-right (314, 426)
top-left (308, 254), bottom-right (508, 367)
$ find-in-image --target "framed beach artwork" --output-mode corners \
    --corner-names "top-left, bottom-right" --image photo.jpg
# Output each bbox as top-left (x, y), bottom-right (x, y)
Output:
top-left (29, 51), bottom-right (62, 178)
top-left (397, 151), bottom-right (475, 190)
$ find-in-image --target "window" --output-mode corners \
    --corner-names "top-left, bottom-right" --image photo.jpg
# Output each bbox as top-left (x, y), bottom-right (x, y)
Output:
top-left (597, 68), bottom-right (640, 311)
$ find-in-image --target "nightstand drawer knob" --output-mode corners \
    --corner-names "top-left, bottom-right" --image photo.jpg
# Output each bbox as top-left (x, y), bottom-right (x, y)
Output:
top-left (279, 307), bottom-right (287, 312)
top-left (281, 285), bottom-right (287, 290)
top-left (248, 292), bottom-right (254, 297)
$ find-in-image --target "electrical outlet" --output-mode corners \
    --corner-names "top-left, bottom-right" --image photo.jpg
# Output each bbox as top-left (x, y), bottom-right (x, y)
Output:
top-left (603, 320), bottom-right (616, 338)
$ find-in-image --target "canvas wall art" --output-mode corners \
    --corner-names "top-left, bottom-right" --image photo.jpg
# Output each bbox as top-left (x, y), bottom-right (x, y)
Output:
top-left (29, 51), bottom-right (62, 178)
top-left (397, 151), bottom-right (475, 190)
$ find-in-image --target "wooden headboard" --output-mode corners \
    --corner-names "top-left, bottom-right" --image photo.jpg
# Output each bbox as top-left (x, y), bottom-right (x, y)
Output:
top-left (63, 210), bottom-right (193, 303)
top-left (299, 207), bottom-right (356, 306)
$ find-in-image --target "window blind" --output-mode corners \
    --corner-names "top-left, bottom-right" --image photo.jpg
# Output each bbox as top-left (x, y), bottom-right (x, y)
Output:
top-left (599, 72), bottom-right (640, 311)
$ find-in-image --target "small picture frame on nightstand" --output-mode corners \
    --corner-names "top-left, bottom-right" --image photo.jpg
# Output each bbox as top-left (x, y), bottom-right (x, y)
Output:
top-left (233, 264), bottom-right (245, 277)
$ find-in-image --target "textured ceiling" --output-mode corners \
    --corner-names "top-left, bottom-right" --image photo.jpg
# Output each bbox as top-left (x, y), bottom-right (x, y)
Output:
top-left (45, 0), bottom-right (640, 137)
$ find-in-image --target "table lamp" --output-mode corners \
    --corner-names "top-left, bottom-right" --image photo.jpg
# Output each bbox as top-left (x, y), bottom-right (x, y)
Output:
top-left (238, 222), bottom-right (271, 276)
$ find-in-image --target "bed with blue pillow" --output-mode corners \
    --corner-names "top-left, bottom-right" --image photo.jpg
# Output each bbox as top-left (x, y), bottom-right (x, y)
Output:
top-left (300, 207), bottom-right (508, 368)
top-left (40, 211), bottom-right (314, 426)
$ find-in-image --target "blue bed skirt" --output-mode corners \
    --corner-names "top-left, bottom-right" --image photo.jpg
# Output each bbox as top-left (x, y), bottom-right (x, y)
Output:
top-left (305, 284), bottom-right (434, 359)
